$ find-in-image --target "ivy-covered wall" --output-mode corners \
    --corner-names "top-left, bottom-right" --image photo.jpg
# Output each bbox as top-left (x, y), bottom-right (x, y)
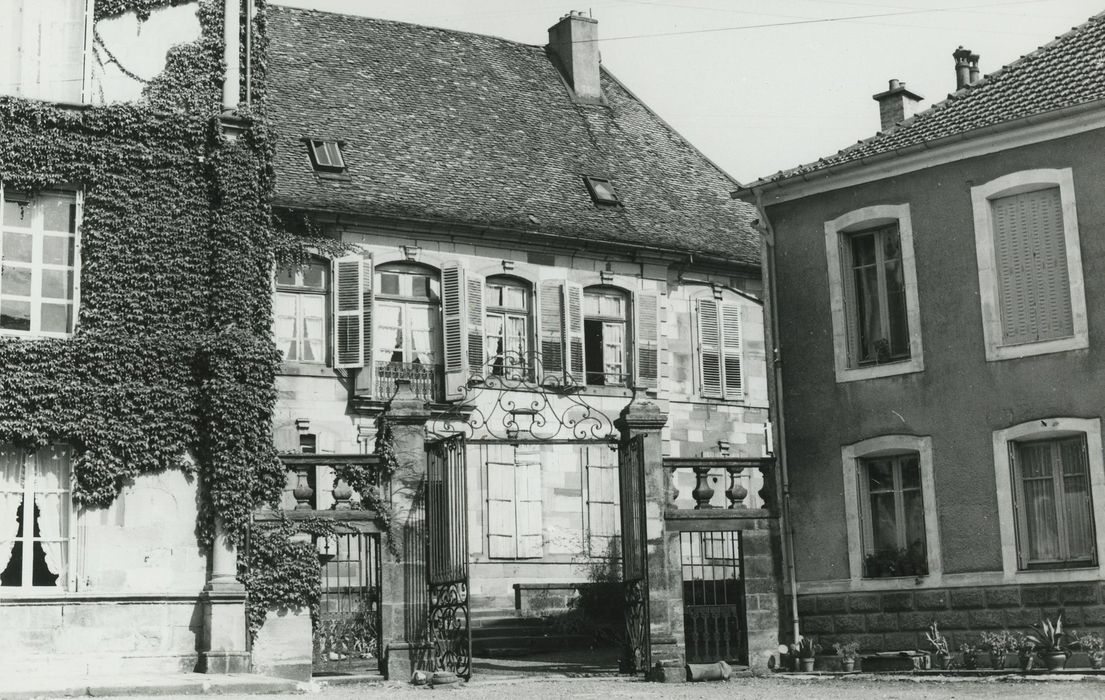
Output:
top-left (0, 0), bottom-right (282, 546)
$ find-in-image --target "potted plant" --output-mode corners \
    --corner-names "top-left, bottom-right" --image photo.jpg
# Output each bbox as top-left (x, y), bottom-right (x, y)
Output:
top-left (926, 621), bottom-right (951, 669)
top-left (1015, 632), bottom-right (1036, 670)
top-left (833, 639), bottom-right (860, 672)
top-left (979, 630), bottom-right (1016, 669)
top-left (1025, 613), bottom-right (1071, 670)
top-left (959, 642), bottom-right (980, 670)
top-left (789, 636), bottom-right (820, 672)
top-left (1076, 632), bottom-right (1105, 669)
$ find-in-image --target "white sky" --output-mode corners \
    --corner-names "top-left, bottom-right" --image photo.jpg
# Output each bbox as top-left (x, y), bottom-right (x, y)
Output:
top-left (271, 0), bottom-right (1103, 183)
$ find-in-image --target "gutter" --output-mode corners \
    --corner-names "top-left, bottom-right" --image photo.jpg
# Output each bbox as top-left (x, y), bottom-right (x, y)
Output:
top-left (752, 190), bottom-right (801, 646)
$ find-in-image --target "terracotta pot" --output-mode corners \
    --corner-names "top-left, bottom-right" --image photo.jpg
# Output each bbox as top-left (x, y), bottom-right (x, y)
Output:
top-left (841, 659), bottom-right (855, 673)
top-left (933, 653), bottom-right (950, 670)
top-left (990, 652), bottom-right (1006, 670)
top-left (800, 658), bottom-right (816, 672)
top-left (1090, 652), bottom-right (1104, 670)
top-left (1042, 651), bottom-right (1068, 671)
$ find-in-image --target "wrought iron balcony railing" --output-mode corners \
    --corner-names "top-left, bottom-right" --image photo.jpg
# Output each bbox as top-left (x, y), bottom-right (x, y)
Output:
top-left (375, 361), bottom-right (443, 402)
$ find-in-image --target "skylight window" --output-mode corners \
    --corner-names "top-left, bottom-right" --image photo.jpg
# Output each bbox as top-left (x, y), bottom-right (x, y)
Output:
top-left (307, 140), bottom-right (346, 173)
top-left (583, 176), bottom-right (621, 206)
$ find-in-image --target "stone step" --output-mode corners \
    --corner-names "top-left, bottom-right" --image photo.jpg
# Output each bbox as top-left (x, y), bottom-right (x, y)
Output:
top-left (470, 616), bottom-right (549, 630)
top-left (472, 634), bottom-right (592, 657)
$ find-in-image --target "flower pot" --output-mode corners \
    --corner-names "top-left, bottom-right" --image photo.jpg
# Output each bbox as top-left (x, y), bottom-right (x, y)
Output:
top-left (800, 658), bottom-right (816, 672)
top-left (841, 659), bottom-right (855, 673)
top-left (1018, 652), bottom-right (1035, 671)
top-left (990, 652), bottom-right (1006, 670)
top-left (1091, 652), bottom-right (1104, 670)
top-left (962, 654), bottom-right (978, 670)
top-left (1042, 651), bottom-right (1068, 671)
top-left (933, 653), bottom-right (950, 670)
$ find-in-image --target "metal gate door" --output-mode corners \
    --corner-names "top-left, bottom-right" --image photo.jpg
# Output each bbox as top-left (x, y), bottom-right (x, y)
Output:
top-left (425, 434), bottom-right (471, 679)
top-left (314, 526), bottom-right (383, 673)
top-left (619, 433), bottom-right (651, 673)
top-left (680, 531), bottom-right (747, 665)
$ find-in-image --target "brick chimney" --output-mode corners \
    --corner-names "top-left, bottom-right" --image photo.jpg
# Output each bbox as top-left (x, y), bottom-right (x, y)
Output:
top-left (872, 79), bottom-right (924, 131)
top-left (547, 11), bottom-right (601, 101)
top-left (953, 46), bottom-right (981, 89)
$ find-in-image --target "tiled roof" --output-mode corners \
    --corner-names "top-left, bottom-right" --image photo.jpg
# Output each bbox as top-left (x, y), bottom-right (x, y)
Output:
top-left (744, 11), bottom-right (1105, 190)
top-left (266, 6), bottom-right (760, 266)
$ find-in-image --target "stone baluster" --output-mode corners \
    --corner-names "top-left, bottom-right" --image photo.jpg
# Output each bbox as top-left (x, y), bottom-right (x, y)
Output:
top-left (757, 461), bottom-right (776, 513)
top-left (292, 468), bottom-right (314, 510)
top-left (691, 465), bottom-right (715, 509)
top-left (725, 465), bottom-right (748, 508)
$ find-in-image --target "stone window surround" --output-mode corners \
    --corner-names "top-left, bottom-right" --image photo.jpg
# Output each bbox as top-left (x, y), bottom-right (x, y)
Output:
top-left (992, 416), bottom-right (1105, 580)
top-left (824, 204), bottom-right (924, 383)
top-left (971, 168), bottom-right (1087, 362)
top-left (841, 434), bottom-right (943, 589)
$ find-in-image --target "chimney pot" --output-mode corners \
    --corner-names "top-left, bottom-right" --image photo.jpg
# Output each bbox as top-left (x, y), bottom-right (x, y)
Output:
top-left (953, 46), bottom-right (981, 89)
top-left (547, 12), bottom-right (602, 101)
top-left (872, 78), bottom-right (924, 132)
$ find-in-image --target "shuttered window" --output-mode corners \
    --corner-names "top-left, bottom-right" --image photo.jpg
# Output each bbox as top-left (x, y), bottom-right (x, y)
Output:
top-left (538, 281), bottom-right (565, 379)
top-left (439, 261), bottom-right (481, 400)
top-left (992, 187), bottom-right (1073, 345)
top-left (485, 278), bottom-right (530, 380)
top-left (633, 291), bottom-right (660, 390)
top-left (697, 299), bottom-right (742, 399)
top-left (485, 445), bottom-right (544, 560)
top-left (275, 260), bottom-right (328, 364)
top-left (1010, 434), bottom-right (1096, 569)
top-left (585, 445), bottom-right (620, 556)
top-left (583, 287), bottom-right (628, 386)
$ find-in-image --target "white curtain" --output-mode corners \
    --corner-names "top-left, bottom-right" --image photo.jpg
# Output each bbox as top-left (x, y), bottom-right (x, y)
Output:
top-left (34, 446), bottom-right (69, 587)
top-left (0, 446), bottom-right (25, 576)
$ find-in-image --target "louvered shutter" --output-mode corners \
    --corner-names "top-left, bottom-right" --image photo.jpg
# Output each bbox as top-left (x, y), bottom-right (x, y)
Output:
top-left (353, 255), bottom-right (375, 396)
top-left (466, 272), bottom-right (485, 378)
top-left (840, 236), bottom-right (859, 366)
top-left (441, 261), bottom-right (468, 400)
top-left (486, 457), bottom-right (516, 559)
top-left (515, 448), bottom-right (544, 559)
top-left (633, 291), bottom-right (661, 390)
top-left (333, 254), bottom-right (365, 368)
top-left (538, 281), bottom-right (566, 383)
top-left (992, 187), bottom-right (1072, 345)
top-left (565, 282), bottom-right (585, 384)
top-left (720, 302), bottom-right (743, 398)
top-left (586, 445), bottom-right (620, 556)
top-left (697, 298), bottom-right (722, 397)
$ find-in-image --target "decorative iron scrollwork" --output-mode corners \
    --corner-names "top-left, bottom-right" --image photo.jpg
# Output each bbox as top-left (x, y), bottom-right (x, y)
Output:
top-left (622, 577), bottom-right (649, 674)
top-left (428, 580), bottom-right (471, 679)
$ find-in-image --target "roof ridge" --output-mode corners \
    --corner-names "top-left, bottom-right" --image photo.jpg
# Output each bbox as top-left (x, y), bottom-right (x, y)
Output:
top-left (269, 3), bottom-right (545, 51)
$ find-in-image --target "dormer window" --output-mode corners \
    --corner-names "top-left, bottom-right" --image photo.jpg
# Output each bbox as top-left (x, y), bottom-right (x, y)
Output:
top-left (583, 176), bottom-right (620, 206)
top-left (307, 140), bottom-right (346, 173)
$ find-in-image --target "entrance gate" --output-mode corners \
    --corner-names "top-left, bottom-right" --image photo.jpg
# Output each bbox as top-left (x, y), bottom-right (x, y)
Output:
top-left (314, 526), bottom-right (383, 673)
top-left (425, 434), bottom-right (472, 679)
top-left (680, 531), bottom-right (746, 665)
top-left (619, 433), bottom-right (651, 673)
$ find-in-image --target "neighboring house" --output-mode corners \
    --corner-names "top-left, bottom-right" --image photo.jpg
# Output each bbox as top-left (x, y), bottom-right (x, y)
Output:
top-left (735, 14), bottom-right (1105, 649)
top-left (266, 6), bottom-right (780, 673)
top-left (1, 0), bottom-right (271, 677)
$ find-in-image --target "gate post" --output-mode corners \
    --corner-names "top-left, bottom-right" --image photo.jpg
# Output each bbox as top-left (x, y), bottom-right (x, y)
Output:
top-left (616, 401), bottom-right (685, 681)
top-left (380, 380), bottom-right (432, 680)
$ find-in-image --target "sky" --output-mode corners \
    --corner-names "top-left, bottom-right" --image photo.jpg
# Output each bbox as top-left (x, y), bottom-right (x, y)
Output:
top-left (271, 0), bottom-right (1103, 184)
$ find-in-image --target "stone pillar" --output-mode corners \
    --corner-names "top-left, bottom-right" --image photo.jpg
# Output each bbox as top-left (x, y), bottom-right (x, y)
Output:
top-left (741, 518), bottom-right (784, 673)
top-left (616, 401), bottom-right (685, 681)
top-left (380, 381), bottom-right (432, 680)
top-left (199, 518), bottom-right (251, 673)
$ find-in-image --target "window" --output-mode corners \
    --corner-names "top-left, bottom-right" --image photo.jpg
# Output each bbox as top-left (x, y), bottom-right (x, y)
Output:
top-left (484, 277), bottom-right (530, 379)
top-left (584, 445), bottom-right (619, 556)
top-left (1, 445), bottom-right (72, 591)
top-left (842, 435), bottom-right (941, 584)
top-left (584, 287), bottom-right (629, 386)
top-left (824, 204), bottom-right (923, 382)
top-left (486, 446), bottom-right (543, 560)
top-left (1011, 435), bottom-right (1095, 569)
top-left (375, 263), bottom-right (441, 368)
top-left (697, 298), bottom-right (742, 399)
top-left (582, 176), bottom-right (620, 206)
top-left (1, 189), bottom-right (80, 337)
top-left (307, 139), bottom-right (346, 173)
top-left (859, 453), bottom-right (927, 578)
top-left (1, 0), bottom-right (90, 103)
top-left (971, 169), bottom-right (1087, 361)
top-left (274, 260), bottom-right (328, 363)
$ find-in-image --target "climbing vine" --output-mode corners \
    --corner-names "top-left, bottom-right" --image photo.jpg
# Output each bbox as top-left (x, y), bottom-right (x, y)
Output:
top-left (332, 415), bottom-right (400, 557)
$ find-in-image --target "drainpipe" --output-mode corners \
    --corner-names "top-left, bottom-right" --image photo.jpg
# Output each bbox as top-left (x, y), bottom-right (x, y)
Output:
top-left (223, 0), bottom-right (240, 111)
top-left (753, 189), bottom-right (801, 645)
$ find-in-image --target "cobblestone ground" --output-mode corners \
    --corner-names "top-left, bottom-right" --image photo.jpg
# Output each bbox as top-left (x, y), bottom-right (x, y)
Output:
top-left (107, 674), bottom-right (1105, 700)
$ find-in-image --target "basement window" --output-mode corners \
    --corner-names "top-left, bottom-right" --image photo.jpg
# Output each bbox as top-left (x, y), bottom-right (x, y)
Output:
top-left (583, 176), bottom-right (621, 206)
top-left (307, 140), bottom-right (346, 173)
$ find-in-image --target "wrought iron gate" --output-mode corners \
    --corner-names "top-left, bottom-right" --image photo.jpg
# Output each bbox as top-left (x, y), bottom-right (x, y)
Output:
top-left (619, 433), bottom-right (651, 673)
top-left (680, 531), bottom-right (747, 665)
top-left (314, 525), bottom-right (383, 673)
top-left (425, 434), bottom-right (472, 679)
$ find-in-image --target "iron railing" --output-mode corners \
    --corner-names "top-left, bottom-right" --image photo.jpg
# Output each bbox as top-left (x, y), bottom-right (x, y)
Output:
top-left (375, 361), bottom-right (442, 402)
top-left (681, 530), bottom-right (746, 665)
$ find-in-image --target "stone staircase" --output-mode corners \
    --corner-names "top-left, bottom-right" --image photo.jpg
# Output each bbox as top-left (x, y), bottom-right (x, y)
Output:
top-left (469, 606), bottom-right (591, 658)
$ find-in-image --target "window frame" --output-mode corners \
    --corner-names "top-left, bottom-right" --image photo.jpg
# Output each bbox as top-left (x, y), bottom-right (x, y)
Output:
top-left (857, 452), bottom-right (928, 579)
top-left (842, 435), bottom-right (941, 585)
top-left (2, 0), bottom-right (94, 104)
top-left (582, 286), bottom-right (631, 387)
top-left (373, 262), bottom-right (442, 368)
top-left (306, 139), bottom-right (347, 173)
top-left (484, 275), bottom-right (532, 380)
top-left (0, 185), bottom-right (82, 339)
top-left (824, 204), bottom-right (923, 383)
top-left (274, 259), bottom-right (329, 366)
top-left (582, 175), bottom-right (621, 206)
top-left (696, 297), bottom-right (744, 400)
top-left (971, 168), bottom-right (1087, 362)
top-left (992, 417), bottom-right (1105, 578)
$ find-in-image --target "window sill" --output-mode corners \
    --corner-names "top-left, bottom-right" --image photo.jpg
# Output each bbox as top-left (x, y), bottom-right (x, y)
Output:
top-left (835, 357), bottom-right (924, 384)
top-left (580, 385), bottom-right (634, 399)
top-left (278, 362), bottom-right (335, 377)
top-left (986, 334), bottom-right (1088, 362)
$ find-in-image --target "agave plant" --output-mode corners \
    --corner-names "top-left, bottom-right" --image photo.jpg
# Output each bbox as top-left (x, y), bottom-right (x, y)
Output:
top-left (1025, 613), bottom-right (1071, 653)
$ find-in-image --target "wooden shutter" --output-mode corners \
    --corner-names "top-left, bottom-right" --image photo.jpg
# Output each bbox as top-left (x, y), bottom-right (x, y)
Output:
top-left (466, 272), bottom-right (485, 378)
top-left (353, 255), bottom-right (375, 396)
top-left (486, 457), bottom-right (516, 559)
top-left (565, 282), bottom-right (585, 384)
top-left (333, 254), bottom-right (365, 369)
top-left (441, 261), bottom-right (468, 400)
top-left (538, 281), bottom-right (565, 381)
top-left (633, 291), bottom-right (661, 390)
top-left (697, 298), bottom-right (722, 397)
top-left (515, 449), bottom-right (544, 559)
top-left (992, 187), bottom-right (1072, 345)
top-left (585, 445), bottom-right (620, 556)
top-left (839, 235), bottom-right (859, 366)
top-left (720, 302), bottom-right (743, 398)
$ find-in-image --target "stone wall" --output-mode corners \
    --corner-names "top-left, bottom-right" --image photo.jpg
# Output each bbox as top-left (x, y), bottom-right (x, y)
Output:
top-left (795, 582), bottom-right (1105, 651)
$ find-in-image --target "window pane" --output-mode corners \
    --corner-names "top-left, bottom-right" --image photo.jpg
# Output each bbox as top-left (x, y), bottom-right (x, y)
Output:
top-left (41, 197), bottom-right (74, 233)
top-left (1060, 438), bottom-right (1094, 560)
top-left (600, 294), bottom-right (624, 318)
top-left (869, 491), bottom-right (898, 553)
top-left (900, 456), bottom-right (921, 489)
top-left (584, 294), bottom-right (601, 317)
top-left (850, 232), bottom-right (877, 267)
top-left (504, 286), bottom-right (527, 310)
top-left (487, 284), bottom-right (504, 307)
top-left (903, 488), bottom-right (926, 551)
top-left (301, 264), bottom-right (326, 290)
top-left (854, 264), bottom-right (881, 362)
top-left (1018, 442), bottom-right (1060, 561)
top-left (379, 273), bottom-right (400, 296)
top-left (275, 268), bottom-right (297, 286)
top-left (2, 265), bottom-right (31, 297)
top-left (2, 199), bottom-right (29, 228)
top-left (41, 236), bottom-right (74, 267)
top-left (410, 274), bottom-right (430, 298)
top-left (3, 232), bottom-right (32, 263)
top-left (40, 269), bottom-right (70, 300)
top-left (40, 304), bottom-right (71, 333)
top-left (0, 299), bottom-right (30, 331)
top-left (866, 460), bottom-right (894, 492)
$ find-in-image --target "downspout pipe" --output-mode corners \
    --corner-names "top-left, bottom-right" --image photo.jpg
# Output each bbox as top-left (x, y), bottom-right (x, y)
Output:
top-left (223, 0), bottom-right (240, 111)
top-left (753, 189), bottom-right (801, 645)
